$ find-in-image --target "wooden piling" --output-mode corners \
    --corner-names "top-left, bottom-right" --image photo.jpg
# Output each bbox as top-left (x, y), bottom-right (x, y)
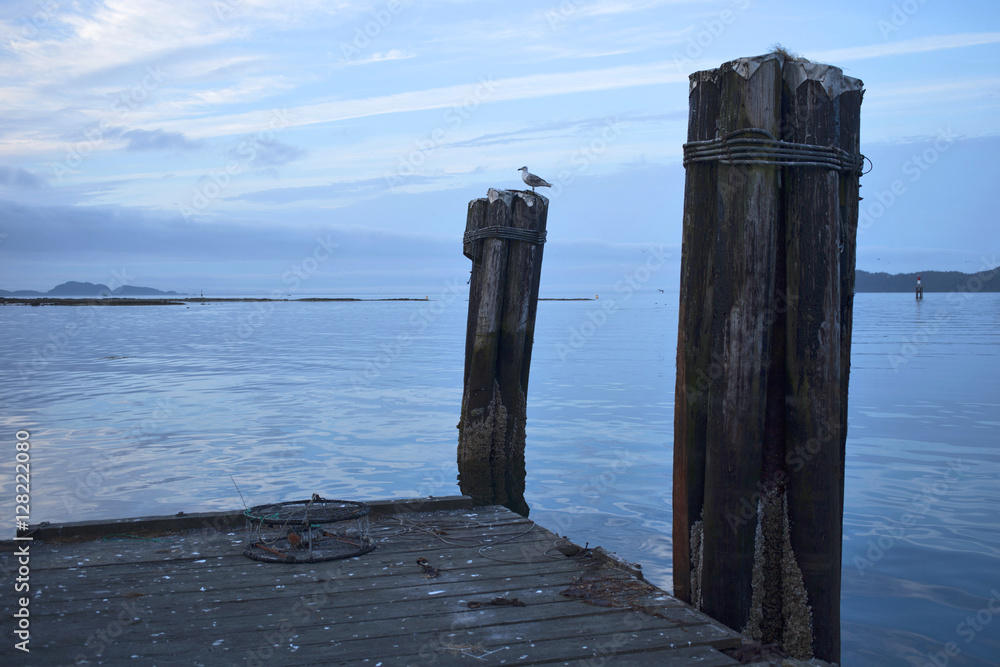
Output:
top-left (458, 189), bottom-right (548, 516)
top-left (674, 52), bottom-right (864, 663)
top-left (671, 68), bottom-right (720, 606)
top-left (700, 55), bottom-right (782, 634)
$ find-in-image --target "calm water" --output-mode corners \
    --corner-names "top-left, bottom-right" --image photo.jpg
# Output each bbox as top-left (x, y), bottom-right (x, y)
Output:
top-left (1, 291), bottom-right (998, 665)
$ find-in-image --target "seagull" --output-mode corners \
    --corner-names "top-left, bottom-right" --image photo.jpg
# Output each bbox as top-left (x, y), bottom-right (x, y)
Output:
top-left (518, 166), bottom-right (552, 193)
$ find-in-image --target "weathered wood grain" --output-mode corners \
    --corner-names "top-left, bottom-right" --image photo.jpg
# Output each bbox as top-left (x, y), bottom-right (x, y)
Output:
top-left (672, 60), bottom-right (721, 606)
top-left (458, 190), bottom-right (547, 514)
top-left (674, 53), bottom-right (863, 663)
top-left (2, 505), bottom-right (742, 666)
top-left (699, 55), bottom-right (782, 634)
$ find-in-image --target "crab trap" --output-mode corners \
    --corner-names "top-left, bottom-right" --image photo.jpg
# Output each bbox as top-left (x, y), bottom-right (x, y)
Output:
top-left (243, 496), bottom-right (375, 563)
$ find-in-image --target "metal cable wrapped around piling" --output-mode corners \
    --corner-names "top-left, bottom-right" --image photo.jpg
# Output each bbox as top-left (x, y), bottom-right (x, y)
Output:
top-left (463, 225), bottom-right (547, 245)
top-left (683, 128), bottom-right (865, 175)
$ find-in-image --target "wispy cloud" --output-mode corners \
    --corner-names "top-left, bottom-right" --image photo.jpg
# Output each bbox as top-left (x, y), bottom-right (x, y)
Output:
top-left (227, 177), bottom-right (395, 204)
top-left (0, 165), bottom-right (48, 189)
top-left (122, 129), bottom-right (203, 152)
top-left (6, 1), bottom-right (238, 87)
top-left (810, 32), bottom-right (1000, 63)
top-left (347, 49), bottom-right (416, 66)
top-left (865, 76), bottom-right (1000, 107)
top-left (228, 140), bottom-right (307, 170)
top-left (2, 0), bottom-right (998, 293)
top-left (156, 61), bottom-right (687, 139)
top-left (539, 0), bottom-right (701, 22)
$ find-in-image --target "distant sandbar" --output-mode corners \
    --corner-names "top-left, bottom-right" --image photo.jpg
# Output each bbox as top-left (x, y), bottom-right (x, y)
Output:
top-left (0, 297), bottom-right (434, 307)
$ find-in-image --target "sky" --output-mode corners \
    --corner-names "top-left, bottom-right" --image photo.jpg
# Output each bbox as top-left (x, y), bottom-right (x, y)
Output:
top-left (0, 0), bottom-right (998, 296)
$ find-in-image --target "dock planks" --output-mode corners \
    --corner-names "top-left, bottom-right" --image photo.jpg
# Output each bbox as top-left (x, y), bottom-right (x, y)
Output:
top-left (3, 501), bottom-right (742, 665)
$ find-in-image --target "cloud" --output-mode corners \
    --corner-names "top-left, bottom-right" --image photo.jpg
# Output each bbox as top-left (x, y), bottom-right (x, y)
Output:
top-left (228, 175), bottom-right (440, 204)
top-left (252, 141), bottom-right (306, 168)
top-left (444, 112), bottom-right (683, 150)
top-left (122, 129), bottom-right (203, 151)
top-left (0, 166), bottom-right (48, 189)
top-left (0, 196), bottom-right (471, 293)
top-left (810, 32), bottom-right (1000, 64)
top-left (0, 198), bottom-right (321, 260)
top-left (155, 61), bottom-right (689, 139)
top-left (347, 49), bottom-right (416, 65)
top-left (227, 140), bottom-right (306, 170)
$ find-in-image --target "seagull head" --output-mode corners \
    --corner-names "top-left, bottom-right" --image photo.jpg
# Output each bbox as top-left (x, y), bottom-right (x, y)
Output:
top-left (518, 166), bottom-right (528, 173)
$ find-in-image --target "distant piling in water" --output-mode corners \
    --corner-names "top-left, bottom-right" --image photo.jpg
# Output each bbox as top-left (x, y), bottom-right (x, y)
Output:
top-left (673, 51), bottom-right (863, 663)
top-left (457, 188), bottom-right (548, 516)
top-left (916, 275), bottom-right (923, 300)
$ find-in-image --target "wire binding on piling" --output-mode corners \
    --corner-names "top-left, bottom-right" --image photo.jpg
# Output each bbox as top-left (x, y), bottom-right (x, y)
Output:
top-left (463, 226), bottom-right (547, 245)
top-left (683, 128), bottom-right (865, 175)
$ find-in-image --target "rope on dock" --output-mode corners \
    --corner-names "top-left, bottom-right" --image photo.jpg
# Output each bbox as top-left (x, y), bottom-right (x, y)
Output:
top-left (102, 534), bottom-right (167, 542)
top-left (387, 515), bottom-right (570, 565)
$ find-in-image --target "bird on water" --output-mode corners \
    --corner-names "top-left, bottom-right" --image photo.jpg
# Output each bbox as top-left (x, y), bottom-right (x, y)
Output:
top-left (518, 166), bottom-right (552, 193)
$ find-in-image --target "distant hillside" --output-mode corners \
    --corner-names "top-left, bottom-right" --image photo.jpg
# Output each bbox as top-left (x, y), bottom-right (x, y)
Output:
top-left (47, 281), bottom-right (114, 296)
top-left (856, 267), bottom-right (999, 293)
top-left (0, 281), bottom-right (184, 297)
top-left (113, 284), bottom-right (183, 296)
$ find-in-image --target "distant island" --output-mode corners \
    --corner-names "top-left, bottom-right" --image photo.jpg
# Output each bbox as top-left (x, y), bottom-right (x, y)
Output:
top-left (3, 269), bottom-right (998, 301)
top-left (0, 281), bottom-right (185, 297)
top-left (855, 267), bottom-right (999, 293)
top-left (0, 281), bottom-right (434, 306)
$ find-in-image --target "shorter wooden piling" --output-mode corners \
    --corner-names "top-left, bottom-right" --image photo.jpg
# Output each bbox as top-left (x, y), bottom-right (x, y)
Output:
top-left (458, 189), bottom-right (547, 515)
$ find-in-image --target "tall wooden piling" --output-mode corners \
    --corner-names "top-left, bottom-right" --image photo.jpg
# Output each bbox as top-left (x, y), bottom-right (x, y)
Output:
top-left (458, 188), bottom-right (548, 516)
top-left (673, 52), bottom-right (863, 663)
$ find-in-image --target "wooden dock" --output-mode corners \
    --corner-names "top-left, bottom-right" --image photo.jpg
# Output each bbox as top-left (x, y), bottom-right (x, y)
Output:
top-left (3, 497), bottom-right (748, 665)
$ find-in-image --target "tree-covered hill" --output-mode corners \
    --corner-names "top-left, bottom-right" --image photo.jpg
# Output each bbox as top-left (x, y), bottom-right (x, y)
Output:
top-left (856, 267), bottom-right (999, 293)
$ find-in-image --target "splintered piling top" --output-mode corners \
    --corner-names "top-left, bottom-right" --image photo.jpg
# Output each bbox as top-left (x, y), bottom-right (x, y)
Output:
top-left (690, 51), bottom-right (864, 98)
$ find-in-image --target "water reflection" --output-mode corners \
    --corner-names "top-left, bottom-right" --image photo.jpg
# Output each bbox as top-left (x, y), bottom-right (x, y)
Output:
top-left (0, 294), bottom-right (998, 663)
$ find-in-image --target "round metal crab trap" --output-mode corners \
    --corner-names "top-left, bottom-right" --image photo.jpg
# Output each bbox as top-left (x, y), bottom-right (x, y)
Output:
top-left (243, 495), bottom-right (375, 563)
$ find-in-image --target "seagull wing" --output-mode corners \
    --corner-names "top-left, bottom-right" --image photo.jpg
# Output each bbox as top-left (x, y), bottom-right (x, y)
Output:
top-left (524, 172), bottom-right (551, 188)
